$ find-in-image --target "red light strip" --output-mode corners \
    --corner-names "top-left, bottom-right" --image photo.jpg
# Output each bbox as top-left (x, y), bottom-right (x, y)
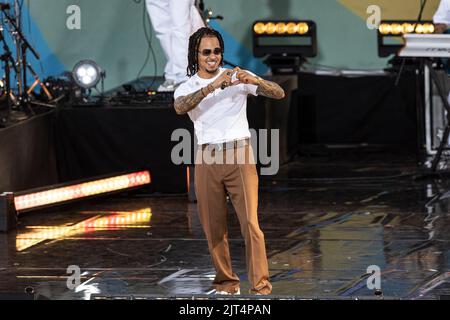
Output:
top-left (14, 171), bottom-right (151, 211)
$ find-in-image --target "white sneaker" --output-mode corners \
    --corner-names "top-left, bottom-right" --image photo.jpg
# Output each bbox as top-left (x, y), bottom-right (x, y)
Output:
top-left (157, 79), bottom-right (183, 92)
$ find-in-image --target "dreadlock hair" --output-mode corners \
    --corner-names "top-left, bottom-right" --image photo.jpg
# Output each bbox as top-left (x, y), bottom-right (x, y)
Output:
top-left (187, 27), bottom-right (225, 77)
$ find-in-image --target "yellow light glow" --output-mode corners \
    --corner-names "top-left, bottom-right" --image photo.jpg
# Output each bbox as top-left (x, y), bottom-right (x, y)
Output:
top-left (16, 208), bottom-right (152, 251)
top-left (275, 22), bottom-right (287, 34)
top-left (415, 24), bottom-right (425, 34)
top-left (422, 23), bottom-right (435, 34)
top-left (391, 23), bottom-right (403, 35)
top-left (14, 171), bottom-right (151, 211)
top-left (297, 22), bottom-right (309, 35)
top-left (265, 22), bottom-right (276, 34)
top-left (286, 22), bottom-right (298, 34)
top-left (379, 23), bottom-right (392, 35)
top-left (402, 23), bottom-right (415, 34)
top-left (253, 22), bottom-right (266, 34)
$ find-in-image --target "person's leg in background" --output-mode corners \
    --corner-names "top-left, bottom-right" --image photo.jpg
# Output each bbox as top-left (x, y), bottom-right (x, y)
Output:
top-left (168, 0), bottom-right (193, 86)
top-left (147, 0), bottom-right (203, 91)
top-left (190, 2), bottom-right (205, 34)
top-left (146, 0), bottom-right (175, 91)
top-left (195, 151), bottom-right (241, 294)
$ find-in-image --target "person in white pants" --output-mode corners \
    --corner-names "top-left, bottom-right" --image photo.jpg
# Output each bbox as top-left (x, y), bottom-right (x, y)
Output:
top-left (433, 0), bottom-right (450, 104)
top-left (146, 0), bottom-right (205, 92)
top-left (434, 0), bottom-right (450, 33)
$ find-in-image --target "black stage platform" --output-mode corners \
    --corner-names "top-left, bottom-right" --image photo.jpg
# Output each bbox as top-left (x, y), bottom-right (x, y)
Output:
top-left (1, 152), bottom-right (450, 299)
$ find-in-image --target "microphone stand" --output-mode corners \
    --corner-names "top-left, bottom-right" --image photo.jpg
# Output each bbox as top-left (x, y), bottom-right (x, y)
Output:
top-left (392, 0), bottom-right (428, 161)
top-left (417, 0), bottom-right (427, 22)
top-left (0, 9), bottom-right (20, 125)
top-left (2, 3), bottom-right (40, 116)
top-left (415, 0), bottom-right (428, 158)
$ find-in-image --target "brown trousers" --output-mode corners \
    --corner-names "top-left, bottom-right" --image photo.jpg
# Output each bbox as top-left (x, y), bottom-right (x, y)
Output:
top-left (194, 143), bottom-right (272, 294)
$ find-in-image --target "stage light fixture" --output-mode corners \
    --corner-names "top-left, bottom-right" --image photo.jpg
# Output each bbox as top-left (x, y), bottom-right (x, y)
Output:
top-left (265, 22), bottom-right (276, 34)
top-left (252, 20), bottom-right (314, 37)
top-left (391, 23), bottom-right (403, 35)
top-left (72, 60), bottom-right (105, 89)
top-left (252, 20), bottom-right (317, 73)
top-left (275, 22), bottom-right (287, 34)
top-left (253, 22), bottom-right (266, 34)
top-left (297, 22), bottom-right (309, 35)
top-left (14, 170), bottom-right (151, 212)
top-left (402, 23), bottom-right (415, 34)
top-left (285, 22), bottom-right (297, 34)
top-left (377, 20), bottom-right (435, 57)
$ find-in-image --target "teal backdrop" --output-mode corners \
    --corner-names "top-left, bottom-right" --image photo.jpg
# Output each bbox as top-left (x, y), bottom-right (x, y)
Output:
top-left (1, 0), bottom-right (441, 90)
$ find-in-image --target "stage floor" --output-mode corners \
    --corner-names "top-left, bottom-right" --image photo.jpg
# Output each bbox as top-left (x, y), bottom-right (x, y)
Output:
top-left (1, 151), bottom-right (450, 300)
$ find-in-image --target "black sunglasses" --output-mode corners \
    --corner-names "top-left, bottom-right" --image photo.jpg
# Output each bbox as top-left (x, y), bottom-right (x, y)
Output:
top-left (198, 47), bottom-right (222, 56)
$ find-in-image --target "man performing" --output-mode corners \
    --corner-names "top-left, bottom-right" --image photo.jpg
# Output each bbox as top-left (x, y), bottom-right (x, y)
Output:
top-left (146, 0), bottom-right (204, 91)
top-left (174, 27), bottom-right (285, 295)
top-left (434, 0), bottom-right (450, 33)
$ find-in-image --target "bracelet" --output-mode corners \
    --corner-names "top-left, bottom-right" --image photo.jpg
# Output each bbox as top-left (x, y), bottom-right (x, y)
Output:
top-left (200, 87), bottom-right (206, 97)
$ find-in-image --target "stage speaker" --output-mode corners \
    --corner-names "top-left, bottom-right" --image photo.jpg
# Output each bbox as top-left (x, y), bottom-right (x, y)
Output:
top-left (0, 192), bottom-right (17, 232)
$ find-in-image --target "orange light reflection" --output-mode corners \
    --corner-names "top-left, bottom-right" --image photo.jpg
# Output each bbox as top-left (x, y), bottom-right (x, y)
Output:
top-left (16, 208), bottom-right (152, 251)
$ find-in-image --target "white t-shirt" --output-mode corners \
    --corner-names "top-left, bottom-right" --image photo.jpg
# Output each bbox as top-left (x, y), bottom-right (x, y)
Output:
top-left (434, 0), bottom-right (450, 24)
top-left (174, 68), bottom-right (258, 145)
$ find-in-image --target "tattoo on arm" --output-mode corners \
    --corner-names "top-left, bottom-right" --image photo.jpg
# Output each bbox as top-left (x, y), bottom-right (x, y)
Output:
top-left (174, 89), bottom-right (206, 115)
top-left (256, 80), bottom-right (285, 100)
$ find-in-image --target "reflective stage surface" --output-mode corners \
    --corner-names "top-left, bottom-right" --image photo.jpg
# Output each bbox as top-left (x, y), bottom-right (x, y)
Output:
top-left (1, 153), bottom-right (450, 300)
